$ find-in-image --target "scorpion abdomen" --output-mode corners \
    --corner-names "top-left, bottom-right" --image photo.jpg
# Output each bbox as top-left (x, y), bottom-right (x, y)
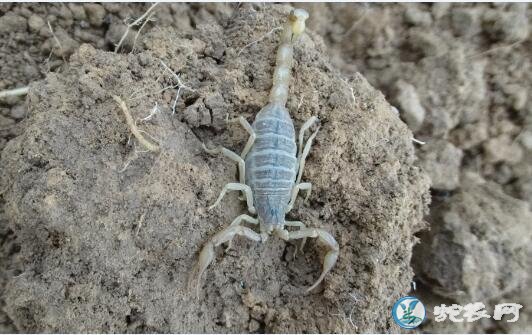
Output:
top-left (245, 103), bottom-right (297, 223)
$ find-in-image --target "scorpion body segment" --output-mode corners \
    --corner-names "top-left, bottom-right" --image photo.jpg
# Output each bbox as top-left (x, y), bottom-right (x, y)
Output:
top-left (191, 9), bottom-right (339, 297)
top-left (245, 102), bottom-right (297, 233)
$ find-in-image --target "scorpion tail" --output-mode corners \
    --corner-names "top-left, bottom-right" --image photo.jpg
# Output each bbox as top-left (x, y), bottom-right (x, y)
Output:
top-left (269, 9), bottom-right (309, 106)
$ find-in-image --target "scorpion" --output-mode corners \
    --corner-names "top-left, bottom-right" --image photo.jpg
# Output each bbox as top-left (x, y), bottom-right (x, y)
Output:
top-left (190, 9), bottom-right (339, 295)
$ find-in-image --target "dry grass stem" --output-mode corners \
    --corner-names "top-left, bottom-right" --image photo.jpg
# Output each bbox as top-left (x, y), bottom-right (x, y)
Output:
top-left (159, 60), bottom-right (195, 114)
top-left (0, 86), bottom-right (29, 99)
top-left (47, 20), bottom-right (66, 62)
top-left (115, 2), bottom-right (160, 53)
top-left (112, 95), bottom-right (160, 152)
top-left (237, 26), bottom-right (282, 56)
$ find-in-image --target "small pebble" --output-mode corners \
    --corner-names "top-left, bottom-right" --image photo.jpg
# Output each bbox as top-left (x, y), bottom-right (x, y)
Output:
top-left (483, 9), bottom-right (529, 42)
top-left (451, 7), bottom-right (482, 36)
top-left (483, 134), bottom-right (524, 164)
top-left (518, 130), bottom-right (532, 151)
top-left (404, 5), bottom-right (433, 26)
top-left (68, 3), bottom-right (87, 21)
top-left (248, 319), bottom-right (261, 333)
top-left (0, 13), bottom-right (27, 33)
top-left (394, 80), bottom-right (425, 131)
top-left (84, 3), bottom-right (106, 27)
top-left (9, 105), bottom-right (26, 120)
top-left (28, 15), bottom-right (45, 32)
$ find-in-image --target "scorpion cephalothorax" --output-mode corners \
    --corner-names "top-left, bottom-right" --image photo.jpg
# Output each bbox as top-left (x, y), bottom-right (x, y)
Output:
top-left (190, 9), bottom-right (339, 296)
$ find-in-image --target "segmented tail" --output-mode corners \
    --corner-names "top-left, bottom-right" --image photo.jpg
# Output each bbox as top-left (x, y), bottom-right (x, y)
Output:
top-left (269, 9), bottom-right (309, 106)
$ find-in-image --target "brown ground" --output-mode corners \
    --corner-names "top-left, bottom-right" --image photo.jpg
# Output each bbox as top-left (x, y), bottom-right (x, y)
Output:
top-left (0, 3), bottom-right (530, 333)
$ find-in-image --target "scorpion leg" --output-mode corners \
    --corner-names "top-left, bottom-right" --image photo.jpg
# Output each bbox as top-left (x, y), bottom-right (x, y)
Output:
top-left (285, 220), bottom-right (307, 258)
top-left (296, 116), bottom-right (320, 184)
top-left (202, 143), bottom-right (246, 184)
top-left (287, 227), bottom-right (338, 292)
top-left (190, 224), bottom-right (262, 298)
top-left (228, 116), bottom-right (256, 159)
top-left (209, 182), bottom-right (256, 214)
top-left (296, 122), bottom-right (320, 185)
top-left (297, 116), bottom-right (318, 159)
top-left (225, 214), bottom-right (258, 251)
top-left (286, 182), bottom-right (312, 213)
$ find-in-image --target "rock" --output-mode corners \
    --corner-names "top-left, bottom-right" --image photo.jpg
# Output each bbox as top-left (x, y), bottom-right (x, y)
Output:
top-left (394, 80), bottom-right (425, 131)
top-left (55, 5), bottom-right (73, 22)
top-left (401, 47), bottom-right (488, 138)
top-left (414, 176), bottom-right (532, 303)
top-left (203, 93), bottom-right (227, 129)
top-left (182, 99), bottom-right (211, 127)
top-left (407, 28), bottom-right (448, 58)
top-left (482, 8), bottom-right (529, 43)
top-left (518, 130), bottom-right (532, 151)
top-left (503, 84), bottom-right (527, 111)
top-left (52, 29), bottom-right (79, 58)
top-left (418, 139), bottom-right (463, 191)
top-left (451, 7), bottom-right (483, 36)
top-left (0, 115), bottom-right (15, 129)
top-left (105, 23), bottom-right (134, 51)
top-left (483, 134), bottom-right (524, 164)
top-left (431, 3), bottom-right (450, 20)
top-left (450, 122), bottom-right (488, 150)
top-left (83, 3), bottom-right (106, 27)
top-left (27, 15), bottom-right (45, 32)
top-left (517, 177), bottom-right (532, 206)
top-left (0, 13), bottom-right (27, 33)
top-left (404, 5), bottom-right (433, 26)
top-left (9, 104), bottom-right (26, 120)
top-left (68, 3), bottom-right (87, 21)
top-left (248, 319), bottom-right (260, 332)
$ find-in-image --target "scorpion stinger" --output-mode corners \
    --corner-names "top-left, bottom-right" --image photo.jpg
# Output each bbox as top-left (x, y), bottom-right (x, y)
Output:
top-left (190, 8), bottom-right (339, 297)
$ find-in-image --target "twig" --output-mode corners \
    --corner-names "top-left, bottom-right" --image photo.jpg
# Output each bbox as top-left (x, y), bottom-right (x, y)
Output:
top-left (47, 20), bottom-right (66, 62)
top-left (237, 26), bottom-right (282, 56)
top-left (297, 94), bottom-right (305, 111)
top-left (115, 2), bottom-right (160, 53)
top-left (159, 60), bottom-right (195, 114)
top-left (349, 87), bottom-right (356, 105)
top-left (118, 145), bottom-right (138, 173)
top-left (0, 86), bottom-right (29, 99)
top-left (342, 4), bottom-right (370, 37)
top-left (467, 39), bottom-right (525, 59)
top-left (136, 211), bottom-right (146, 236)
top-left (140, 102), bottom-right (160, 121)
top-left (112, 95), bottom-right (160, 152)
top-left (347, 292), bottom-right (360, 331)
top-left (131, 11), bottom-right (157, 53)
top-left (411, 137), bottom-right (426, 145)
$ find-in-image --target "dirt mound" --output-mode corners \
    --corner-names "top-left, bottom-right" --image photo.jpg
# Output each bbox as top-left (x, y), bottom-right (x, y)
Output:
top-left (0, 5), bottom-right (429, 333)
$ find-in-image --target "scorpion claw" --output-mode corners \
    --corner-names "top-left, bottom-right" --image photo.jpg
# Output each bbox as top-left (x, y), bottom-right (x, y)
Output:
top-left (291, 238), bottom-right (306, 260)
top-left (288, 228), bottom-right (339, 292)
top-left (189, 241), bottom-right (216, 299)
top-left (306, 248), bottom-right (339, 292)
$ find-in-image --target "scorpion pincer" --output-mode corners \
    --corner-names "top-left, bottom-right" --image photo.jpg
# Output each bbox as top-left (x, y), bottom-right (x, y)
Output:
top-left (190, 9), bottom-right (339, 296)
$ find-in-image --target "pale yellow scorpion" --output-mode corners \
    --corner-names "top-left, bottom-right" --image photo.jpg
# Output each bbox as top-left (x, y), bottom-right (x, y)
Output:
top-left (190, 9), bottom-right (338, 295)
